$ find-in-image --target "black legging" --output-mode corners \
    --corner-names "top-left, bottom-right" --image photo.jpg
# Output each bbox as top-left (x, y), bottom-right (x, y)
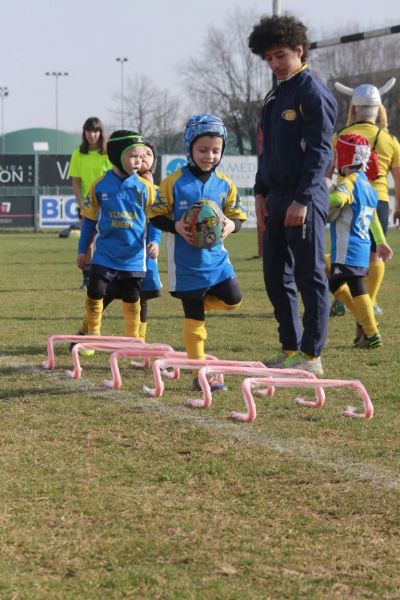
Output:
top-left (88, 273), bottom-right (141, 303)
top-left (181, 277), bottom-right (242, 321)
top-left (329, 275), bottom-right (366, 298)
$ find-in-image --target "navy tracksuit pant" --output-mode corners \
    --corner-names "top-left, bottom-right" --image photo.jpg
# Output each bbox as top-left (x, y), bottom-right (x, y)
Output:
top-left (263, 190), bottom-right (329, 357)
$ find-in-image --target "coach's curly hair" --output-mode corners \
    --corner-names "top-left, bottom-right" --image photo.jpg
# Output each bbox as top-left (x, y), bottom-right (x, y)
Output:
top-left (248, 14), bottom-right (309, 63)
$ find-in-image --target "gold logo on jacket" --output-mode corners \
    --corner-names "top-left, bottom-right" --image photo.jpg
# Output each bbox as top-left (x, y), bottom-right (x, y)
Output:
top-left (282, 110), bottom-right (297, 121)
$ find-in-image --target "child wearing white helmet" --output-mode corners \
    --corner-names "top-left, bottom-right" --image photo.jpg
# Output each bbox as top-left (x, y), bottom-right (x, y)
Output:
top-left (148, 113), bottom-right (247, 391)
top-left (328, 133), bottom-right (393, 349)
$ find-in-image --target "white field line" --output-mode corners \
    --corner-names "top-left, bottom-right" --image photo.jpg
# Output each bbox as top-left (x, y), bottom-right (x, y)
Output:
top-left (2, 353), bottom-right (400, 490)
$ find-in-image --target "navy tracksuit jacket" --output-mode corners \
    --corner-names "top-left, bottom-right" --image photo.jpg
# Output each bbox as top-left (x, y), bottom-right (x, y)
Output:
top-left (255, 66), bottom-right (337, 356)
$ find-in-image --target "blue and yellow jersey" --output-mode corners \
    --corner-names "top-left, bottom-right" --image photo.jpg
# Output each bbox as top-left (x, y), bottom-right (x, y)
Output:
top-left (333, 123), bottom-right (400, 202)
top-left (329, 171), bottom-right (383, 268)
top-left (148, 166), bottom-right (246, 292)
top-left (81, 169), bottom-right (155, 272)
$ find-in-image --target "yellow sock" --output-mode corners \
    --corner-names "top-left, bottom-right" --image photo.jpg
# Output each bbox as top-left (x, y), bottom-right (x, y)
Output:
top-left (122, 300), bottom-right (140, 338)
top-left (366, 260), bottom-right (385, 306)
top-left (204, 295), bottom-right (242, 312)
top-left (85, 297), bottom-right (103, 335)
top-left (138, 321), bottom-right (147, 342)
top-left (325, 253), bottom-right (331, 278)
top-left (352, 294), bottom-right (378, 337)
top-left (183, 318), bottom-right (207, 377)
top-left (334, 284), bottom-right (355, 314)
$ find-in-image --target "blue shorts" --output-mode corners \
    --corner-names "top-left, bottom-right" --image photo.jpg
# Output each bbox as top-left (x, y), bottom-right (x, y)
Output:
top-left (91, 264), bottom-right (145, 282)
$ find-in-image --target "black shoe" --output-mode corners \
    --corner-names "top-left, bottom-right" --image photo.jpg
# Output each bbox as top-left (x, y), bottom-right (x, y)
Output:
top-left (192, 376), bottom-right (227, 392)
top-left (69, 330), bottom-right (84, 352)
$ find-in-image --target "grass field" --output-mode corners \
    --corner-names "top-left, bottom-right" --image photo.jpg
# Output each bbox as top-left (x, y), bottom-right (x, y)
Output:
top-left (0, 229), bottom-right (399, 599)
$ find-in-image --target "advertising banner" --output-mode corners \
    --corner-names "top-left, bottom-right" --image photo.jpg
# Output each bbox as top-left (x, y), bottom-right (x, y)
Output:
top-left (39, 155), bottom-right (71, 186)
top-left (0, 156), bottom-right (34, 186)
top-left (161, 154), bottom-right (258, 191)
top-left (0, 196), bottom-right (35, 227)
top-left (39, 195), bottom-right (79, 228)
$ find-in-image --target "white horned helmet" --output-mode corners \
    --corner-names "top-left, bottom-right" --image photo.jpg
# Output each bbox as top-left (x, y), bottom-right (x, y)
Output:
top-left (334, 77), bottom-right (396, 129)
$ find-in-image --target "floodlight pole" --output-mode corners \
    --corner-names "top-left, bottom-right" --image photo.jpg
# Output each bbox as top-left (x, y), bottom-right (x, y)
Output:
top-left (45, 71), bottom-right (69, 154)
top-left (0, 86), bottom-right (9, 154)
top-left (272, 1), bottom-right (281, 88)
top-left (116, 57), bottom-right (128, 128)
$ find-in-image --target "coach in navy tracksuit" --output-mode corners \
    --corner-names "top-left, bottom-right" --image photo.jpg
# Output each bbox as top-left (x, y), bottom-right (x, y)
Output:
top-left (249, 15), bottom-right (337, 376)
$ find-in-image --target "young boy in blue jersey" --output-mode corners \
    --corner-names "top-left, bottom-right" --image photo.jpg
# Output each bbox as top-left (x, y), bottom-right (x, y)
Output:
top-left (76, 130), bottom-right (156, 340)
top-left (328, 134), bottom-right (393, 348)
top-left (249, 15), bottom-right (338, 376)
top-left (148, 114), bottom-right (247, 391)
top-left (102, 139), bottom-right (162, 341)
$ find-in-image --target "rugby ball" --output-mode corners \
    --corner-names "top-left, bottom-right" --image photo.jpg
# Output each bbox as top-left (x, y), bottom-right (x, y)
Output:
top-left (185, 200), bottom-right (224, 248)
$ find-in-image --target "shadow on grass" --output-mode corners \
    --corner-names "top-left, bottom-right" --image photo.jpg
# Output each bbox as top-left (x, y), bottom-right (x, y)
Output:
top-left (0, 387), bottom-right (78, 401)
top-left (1, 346), bottom-right (45, 356)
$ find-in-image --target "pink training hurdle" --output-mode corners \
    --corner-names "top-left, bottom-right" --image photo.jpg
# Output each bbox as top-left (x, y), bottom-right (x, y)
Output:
top-left (192, 364), bottom-right (324, 414)
top-left (65, 341), bottom-right (176, 380)
top-left (41, 335), bottom-right (143, 370)
top-left (104, 349), bottom-right (219, 389)
top-left (143, 358), bottom-right (272, 399)
top-left (234, 377), bottom-right (374, 423)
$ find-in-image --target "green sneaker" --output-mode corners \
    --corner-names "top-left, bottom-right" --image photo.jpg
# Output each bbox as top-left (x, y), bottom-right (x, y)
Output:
top-left (262, 350), bottom-right (291, 368)
top-left (330, 298), bottom-right (345, 317)
top-left (278, 351), bottom-right (324, 376)
top-left (354, 333), bottom-right (382, 349)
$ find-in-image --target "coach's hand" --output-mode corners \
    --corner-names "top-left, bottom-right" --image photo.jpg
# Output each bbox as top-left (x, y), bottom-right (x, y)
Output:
top-left (285, 200), bottom-right (307, 227)
top-left (77, 253), bottom-right (86, 269)
top-left (255, 194), bottom-right (268, 231)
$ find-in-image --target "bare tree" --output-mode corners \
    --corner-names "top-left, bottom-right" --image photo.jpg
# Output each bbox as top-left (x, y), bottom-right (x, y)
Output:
top-left (152, 90), bottom-right (185, 153)
top-left (309, 26), bottom-right (400, 136)
top-left (179, 8), bottom-right (271, 154)
top-left (110, 74), bottom-right (183, 150)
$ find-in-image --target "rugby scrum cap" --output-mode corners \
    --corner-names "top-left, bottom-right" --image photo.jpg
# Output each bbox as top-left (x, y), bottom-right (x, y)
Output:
top-left (107, 130), bottom-right (145, 175)
top-left (334, 77), bottom-right (396, 106)
top-left (184, 113), bottom-right (227, 167)
top-left (336, 133), bottom-right (371, 173)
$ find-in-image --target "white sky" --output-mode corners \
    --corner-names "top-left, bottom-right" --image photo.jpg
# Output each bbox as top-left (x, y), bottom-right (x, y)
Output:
top-left (1, 0), bottom-right (398, 134)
